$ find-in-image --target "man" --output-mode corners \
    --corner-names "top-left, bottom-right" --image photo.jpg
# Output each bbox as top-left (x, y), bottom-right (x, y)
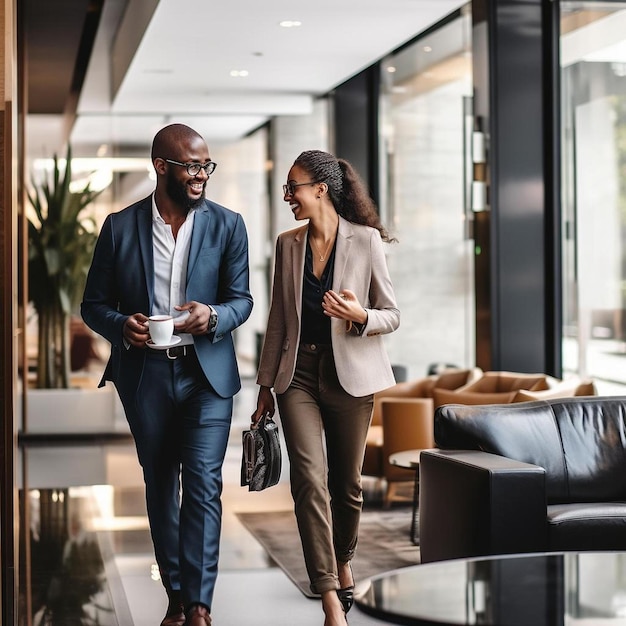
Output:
top-left (81, 123), bottom-right (253, 626)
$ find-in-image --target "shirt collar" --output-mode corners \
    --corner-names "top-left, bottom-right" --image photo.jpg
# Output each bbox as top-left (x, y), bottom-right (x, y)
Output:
top-left (151, 192), bottom-right (196, 223)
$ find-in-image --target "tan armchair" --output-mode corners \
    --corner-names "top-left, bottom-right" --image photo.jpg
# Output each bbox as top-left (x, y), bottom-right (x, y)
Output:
top-left (511, 378), bottom-right (597, 402)
top-left (363, 368), bottom-right (480, 506)
top-left (431, 371), bottom-right (597, 408)
top-left (379, 398), bottom-right (434, 507)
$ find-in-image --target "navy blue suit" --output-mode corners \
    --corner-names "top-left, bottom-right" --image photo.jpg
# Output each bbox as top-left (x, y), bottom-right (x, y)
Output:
top-left (81, 195), bottom-right (253, 609)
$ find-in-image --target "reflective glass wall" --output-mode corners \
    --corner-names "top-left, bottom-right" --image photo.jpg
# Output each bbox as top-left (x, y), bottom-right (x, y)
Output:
top-left (561, 2), bottom-right (626, 394)
top-left (207, 129), bottom-right (271, 374)
top-left (380, 7), bottom-right (473, 379)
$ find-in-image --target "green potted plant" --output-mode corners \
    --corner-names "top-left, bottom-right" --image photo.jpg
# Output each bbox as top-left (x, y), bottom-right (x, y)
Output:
top-left (27, 146), bottom-right (102, 389)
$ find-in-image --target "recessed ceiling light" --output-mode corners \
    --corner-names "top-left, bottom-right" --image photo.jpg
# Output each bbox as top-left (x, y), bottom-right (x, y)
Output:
top-left (230, 70), bottom-right (249, 78)
top-left (423, 45), bottom-right (432, 52)
top-left (386, 66), bottom-right (397, 73)
top-left (279, 20), bottom-right (302, 28)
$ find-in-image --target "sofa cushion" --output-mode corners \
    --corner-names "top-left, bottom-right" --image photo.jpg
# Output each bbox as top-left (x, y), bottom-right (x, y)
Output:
top-left (435, 396), bottom-right (626, 503)
top-left (461, 372), bottom-right (549, 393)
top-left (432, 388), bottom-right (516, 409)
top-left (435, 400), bottom-right (568, 499)
top-left (550, 399), bottom-right (626, 501)
top-left (573, 380), bottom-right (598, 396)
top-left (548, 502), bottom-right (626, 551)
top-left (371, 369), bottom-right (477, 426)
top-left (434, 368), bottom-right (481, 391)
top-left (370, 378), bottom-right (435, 426)
top-left (512, 378), bottom-right (597, 402)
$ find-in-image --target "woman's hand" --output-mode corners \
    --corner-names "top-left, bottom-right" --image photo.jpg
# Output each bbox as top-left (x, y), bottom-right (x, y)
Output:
top-left (322, 289), bottom-right (367, 324)
top-left (251, 386), bottom-right (275, 425)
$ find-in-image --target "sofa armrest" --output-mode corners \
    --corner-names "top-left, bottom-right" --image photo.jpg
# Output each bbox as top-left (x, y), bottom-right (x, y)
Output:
top-left (419, 449), bottom-right (548, 563)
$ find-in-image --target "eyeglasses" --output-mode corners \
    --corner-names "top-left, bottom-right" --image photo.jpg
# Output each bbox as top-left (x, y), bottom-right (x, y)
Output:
top-left (283, 180), bottom-right (322, 196)
top-left (164, 158), bottom-right (217, 176)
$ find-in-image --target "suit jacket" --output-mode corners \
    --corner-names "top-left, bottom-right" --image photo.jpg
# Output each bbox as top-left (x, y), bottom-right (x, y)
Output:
top-left (257, 216), bottom-right (399, 397)
top-left (81, 195), bottom-right (253, 400)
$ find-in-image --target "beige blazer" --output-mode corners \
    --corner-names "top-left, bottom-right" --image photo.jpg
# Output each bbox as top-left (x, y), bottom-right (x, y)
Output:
top-left (257, 216), bottom-right (400, 397)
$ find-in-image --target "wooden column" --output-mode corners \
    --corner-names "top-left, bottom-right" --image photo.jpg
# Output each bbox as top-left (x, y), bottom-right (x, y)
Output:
top-left (0, 0), bottom-right (19, 624)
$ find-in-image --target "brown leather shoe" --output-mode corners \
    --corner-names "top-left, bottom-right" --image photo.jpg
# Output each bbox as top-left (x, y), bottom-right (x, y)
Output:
top-left (184, 604), bottom-right (212, 626)
top-left (161, 590), bottom-right (185, 626)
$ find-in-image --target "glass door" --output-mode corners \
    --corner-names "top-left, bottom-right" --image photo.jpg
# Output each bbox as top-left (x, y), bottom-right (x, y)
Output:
top-left (561, 2), bottom-right (626, 394)
top-left (380, 6), bottom-right (474, 379)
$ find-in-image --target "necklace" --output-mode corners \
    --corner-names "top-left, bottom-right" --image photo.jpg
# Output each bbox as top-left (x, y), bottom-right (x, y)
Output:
top-left (310, 236), bottom-right (335, 262)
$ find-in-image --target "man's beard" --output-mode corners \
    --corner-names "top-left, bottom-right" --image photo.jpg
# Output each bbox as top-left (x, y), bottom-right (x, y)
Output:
top-left (166, 172), bottom-right (206, 209)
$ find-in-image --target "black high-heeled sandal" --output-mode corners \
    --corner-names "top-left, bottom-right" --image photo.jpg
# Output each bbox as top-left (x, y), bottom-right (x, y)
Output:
top-left (337, 562), bottom-right (355, 614)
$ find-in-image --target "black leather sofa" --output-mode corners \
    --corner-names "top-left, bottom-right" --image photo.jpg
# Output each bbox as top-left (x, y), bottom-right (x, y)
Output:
top-left (419, 396), bottom-right (626, 563)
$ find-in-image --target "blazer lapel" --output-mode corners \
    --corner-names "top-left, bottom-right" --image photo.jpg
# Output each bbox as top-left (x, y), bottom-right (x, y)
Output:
top-left (292, 227), bottom-right (306, 322)
top-left (136, 198), bottom-right (155, 310)
top-left (187, 204), bottom-right (210, 281)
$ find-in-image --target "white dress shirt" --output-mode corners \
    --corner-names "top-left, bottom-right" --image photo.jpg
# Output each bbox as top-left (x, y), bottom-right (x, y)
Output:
top-left (151, 194), bottom-right (194, 346)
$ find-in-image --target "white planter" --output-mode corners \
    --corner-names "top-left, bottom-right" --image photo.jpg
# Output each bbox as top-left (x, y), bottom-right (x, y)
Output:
top-left (22, 384), bottom-right (125, 434)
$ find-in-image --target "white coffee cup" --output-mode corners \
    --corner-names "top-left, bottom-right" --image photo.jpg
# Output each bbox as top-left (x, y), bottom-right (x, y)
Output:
top-left (148, 315), bottom-right (174, 346)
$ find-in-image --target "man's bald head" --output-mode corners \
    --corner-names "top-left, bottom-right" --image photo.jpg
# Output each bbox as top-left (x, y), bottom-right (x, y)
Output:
top-left (151, 123), bottom-right (204, 161)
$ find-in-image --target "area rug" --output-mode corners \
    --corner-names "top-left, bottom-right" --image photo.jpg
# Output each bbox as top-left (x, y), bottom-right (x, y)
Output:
top-left (236, 505), bottom-right (420, 598)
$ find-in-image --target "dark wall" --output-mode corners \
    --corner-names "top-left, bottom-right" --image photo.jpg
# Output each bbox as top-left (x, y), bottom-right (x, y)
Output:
top-left (333, 65), bottom-right (380, 206)
top-left (472, 0), bottom-right (560, 375)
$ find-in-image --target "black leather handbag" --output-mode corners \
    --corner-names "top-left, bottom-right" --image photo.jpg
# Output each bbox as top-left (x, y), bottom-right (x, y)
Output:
top-left (240, 414), bottom-right (282, 491)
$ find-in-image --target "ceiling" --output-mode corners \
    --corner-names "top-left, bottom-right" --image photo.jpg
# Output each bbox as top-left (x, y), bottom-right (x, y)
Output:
top-left (24, 0), bottom-right (466, 160)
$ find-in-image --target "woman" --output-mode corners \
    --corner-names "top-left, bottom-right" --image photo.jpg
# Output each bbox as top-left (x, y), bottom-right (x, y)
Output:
top-left (253, 150), bottom-right (400, 626)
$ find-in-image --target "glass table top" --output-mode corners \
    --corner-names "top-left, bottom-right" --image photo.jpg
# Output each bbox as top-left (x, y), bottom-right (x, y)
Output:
top-left (356, 552), bottom-right (626, 626)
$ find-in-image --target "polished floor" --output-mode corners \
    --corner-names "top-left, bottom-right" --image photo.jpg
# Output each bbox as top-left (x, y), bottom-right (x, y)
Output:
top-left (18, 377), bottom-right (394, 626)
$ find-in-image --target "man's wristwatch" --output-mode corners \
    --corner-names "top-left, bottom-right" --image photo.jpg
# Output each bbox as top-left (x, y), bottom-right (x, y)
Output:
top-left (208, 306), bottom-right (218, 333)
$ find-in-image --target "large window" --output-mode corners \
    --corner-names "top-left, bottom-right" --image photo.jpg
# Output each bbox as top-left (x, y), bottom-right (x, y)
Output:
top-left (380, 7), bottom-right (473, 379)
top-left (561, 2), bottom-right (626, 394)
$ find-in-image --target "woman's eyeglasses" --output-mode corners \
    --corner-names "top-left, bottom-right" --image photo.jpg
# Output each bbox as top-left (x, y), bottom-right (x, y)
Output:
top-left (164, 159), bottom-right (217, 176)
top-left (283, 180), bottom-right (323, 196)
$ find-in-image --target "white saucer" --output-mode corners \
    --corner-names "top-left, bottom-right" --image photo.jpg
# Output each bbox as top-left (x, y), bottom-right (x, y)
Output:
top-left (146, 335), bottom-right (182, 350)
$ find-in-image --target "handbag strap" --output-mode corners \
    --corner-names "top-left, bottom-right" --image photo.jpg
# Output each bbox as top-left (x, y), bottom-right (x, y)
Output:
top-left (252, 413), bottom-right (274, 430)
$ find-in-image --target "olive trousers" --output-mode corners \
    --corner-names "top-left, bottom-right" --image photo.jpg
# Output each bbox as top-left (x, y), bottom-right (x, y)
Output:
top-left (277, 342), bottom-right (373, 594)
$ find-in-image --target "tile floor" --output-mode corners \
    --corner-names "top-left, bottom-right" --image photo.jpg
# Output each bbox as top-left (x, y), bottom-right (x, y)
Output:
top-left (19, 378), bottom-right (393, 626)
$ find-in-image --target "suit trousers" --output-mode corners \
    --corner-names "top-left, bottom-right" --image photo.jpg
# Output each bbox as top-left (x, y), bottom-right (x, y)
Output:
top-left (117, 348), bottom-right (232, 611)
top-left (277, 342), bottom-right (373, 594)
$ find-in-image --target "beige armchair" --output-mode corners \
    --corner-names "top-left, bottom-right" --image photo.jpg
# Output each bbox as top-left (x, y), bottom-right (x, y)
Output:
top-left (379, 398), bottom-right (434, 507)
top-left (431, 371), bottom-right (596, 408)
top-left (363, 368), bottom-right (480, 506)
top-left (511, 378), bottom-right (597, 402)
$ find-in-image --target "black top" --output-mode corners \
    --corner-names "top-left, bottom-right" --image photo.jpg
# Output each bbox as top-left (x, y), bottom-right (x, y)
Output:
top-left (300, 239), bottom-right (336, 344)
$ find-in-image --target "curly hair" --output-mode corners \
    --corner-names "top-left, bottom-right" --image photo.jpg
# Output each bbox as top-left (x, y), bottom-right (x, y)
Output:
top-left (293, 150), bottom-right (396, 243)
